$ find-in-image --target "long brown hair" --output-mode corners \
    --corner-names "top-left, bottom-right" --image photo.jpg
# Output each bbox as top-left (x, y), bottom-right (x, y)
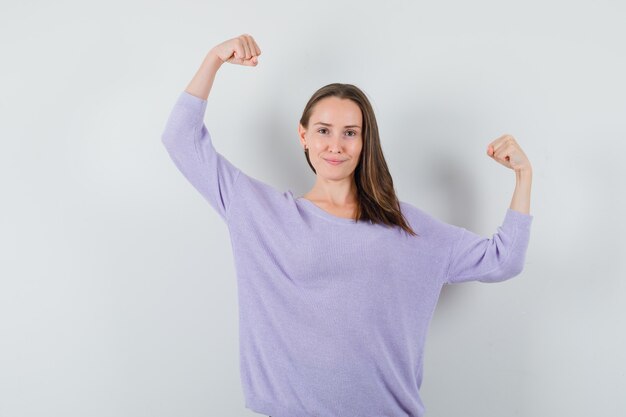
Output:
top-left (299, 83), bottom-right (418, 237)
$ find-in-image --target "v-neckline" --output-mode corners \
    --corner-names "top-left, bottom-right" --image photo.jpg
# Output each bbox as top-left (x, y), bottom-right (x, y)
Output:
top-left (292, 193), bottom-right (358, 224)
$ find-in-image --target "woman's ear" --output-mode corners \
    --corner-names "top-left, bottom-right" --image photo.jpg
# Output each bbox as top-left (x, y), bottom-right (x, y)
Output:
top-left (298, 123), bottom-right (307, 147)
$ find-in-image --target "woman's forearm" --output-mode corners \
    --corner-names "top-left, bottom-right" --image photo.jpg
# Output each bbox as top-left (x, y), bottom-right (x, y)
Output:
top-left (509, 168), bottom-right (532, 215)
top-left (185, 49), bottom-right (224, 101)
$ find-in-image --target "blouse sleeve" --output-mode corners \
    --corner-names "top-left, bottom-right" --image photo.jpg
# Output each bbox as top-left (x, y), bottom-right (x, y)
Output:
top-left (161, 91), bottom-right (243, 222)
top-left (443, 208), bottom-right (534, 284)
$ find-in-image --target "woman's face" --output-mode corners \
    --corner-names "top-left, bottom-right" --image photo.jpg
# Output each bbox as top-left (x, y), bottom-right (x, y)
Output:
top-left (298, 96), bottom-right (363, 180)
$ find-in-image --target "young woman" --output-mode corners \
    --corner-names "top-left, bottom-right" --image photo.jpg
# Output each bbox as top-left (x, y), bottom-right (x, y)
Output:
top-left (161, 34), bottom-right (534, 417)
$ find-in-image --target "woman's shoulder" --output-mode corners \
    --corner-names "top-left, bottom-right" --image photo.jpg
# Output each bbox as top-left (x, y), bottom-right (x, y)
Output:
top-left (237, 171), bottom-right (290, 198)
top-left (398, 200), bottom-right (462, 238)
top-left (229, 170), bottom-right (296, 215)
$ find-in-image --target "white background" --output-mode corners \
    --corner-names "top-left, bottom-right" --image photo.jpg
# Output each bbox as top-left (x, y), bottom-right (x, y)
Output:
top-left (1, 0), bottom-right (625, 416)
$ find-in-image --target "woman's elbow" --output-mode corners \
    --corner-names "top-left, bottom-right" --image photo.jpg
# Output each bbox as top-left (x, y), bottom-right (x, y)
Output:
top-left (479, 257), bottom-right (527, 283)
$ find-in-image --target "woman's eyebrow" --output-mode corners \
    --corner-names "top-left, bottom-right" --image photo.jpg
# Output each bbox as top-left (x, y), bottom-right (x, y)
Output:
top-left (313, 122), bottom-right (361, 129)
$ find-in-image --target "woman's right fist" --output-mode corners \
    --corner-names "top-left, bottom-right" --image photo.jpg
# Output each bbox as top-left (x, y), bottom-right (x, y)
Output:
top-left (211, 34), bottom-right (262, 66)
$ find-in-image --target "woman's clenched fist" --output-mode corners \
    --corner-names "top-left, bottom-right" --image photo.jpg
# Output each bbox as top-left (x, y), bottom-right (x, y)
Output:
top-left (487, 134), bottom-right (532, 173)
top-left (211, 34), bottom-right (262, 66)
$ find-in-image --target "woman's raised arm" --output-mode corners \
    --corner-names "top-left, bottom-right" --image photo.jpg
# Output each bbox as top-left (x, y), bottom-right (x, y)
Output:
top-left (443, 134), bottom-right (534, 284)
top-left (161, 34), bottom-right (262, 222)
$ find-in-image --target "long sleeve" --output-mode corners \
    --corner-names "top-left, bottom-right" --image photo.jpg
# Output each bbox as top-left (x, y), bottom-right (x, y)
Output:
top-left (161, 90), bottom-right (243, 222)
top-left (443, 208), bottom-right (534, 284)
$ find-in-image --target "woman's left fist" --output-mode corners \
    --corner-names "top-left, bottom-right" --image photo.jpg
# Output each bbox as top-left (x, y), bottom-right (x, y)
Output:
top-left (487, 134), bottom-right (532, 173)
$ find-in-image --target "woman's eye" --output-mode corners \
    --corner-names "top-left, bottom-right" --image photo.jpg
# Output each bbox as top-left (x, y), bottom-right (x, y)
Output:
top-left (317, 128), bottom-right (357, 136)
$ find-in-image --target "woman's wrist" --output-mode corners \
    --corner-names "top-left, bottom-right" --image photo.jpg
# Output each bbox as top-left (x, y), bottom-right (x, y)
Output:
top-left (206, 49), bottom-right (225, 68)
top-left (515, 166), bottom-right (533, 180)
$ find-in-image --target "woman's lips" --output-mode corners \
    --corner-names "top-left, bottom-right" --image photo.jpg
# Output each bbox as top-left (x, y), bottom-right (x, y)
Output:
top-left (324, 158), bottom-right (345, 165)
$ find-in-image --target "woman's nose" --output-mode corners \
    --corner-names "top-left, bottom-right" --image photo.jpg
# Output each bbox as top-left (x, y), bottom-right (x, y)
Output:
top-left (327, 135), bottom-right (342, 152)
